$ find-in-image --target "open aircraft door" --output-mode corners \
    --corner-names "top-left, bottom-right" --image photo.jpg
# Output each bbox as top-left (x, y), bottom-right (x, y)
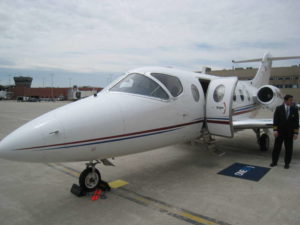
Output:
top-left (206, 77), bottom-right (238, 137)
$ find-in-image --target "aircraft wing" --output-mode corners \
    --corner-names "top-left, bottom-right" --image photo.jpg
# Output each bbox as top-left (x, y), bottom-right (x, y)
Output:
top-left (233, 119), bottom-right (273, 130)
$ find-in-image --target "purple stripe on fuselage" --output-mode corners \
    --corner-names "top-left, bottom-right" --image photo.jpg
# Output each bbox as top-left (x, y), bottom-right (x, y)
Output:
top-left (15, 119), bottom-right (204, 151)
top-left (36, 128), bottom-right (179, 151)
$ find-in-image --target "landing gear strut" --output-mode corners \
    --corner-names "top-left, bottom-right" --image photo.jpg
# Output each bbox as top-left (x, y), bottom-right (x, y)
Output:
top-left (254, 128), bottom-right (270, 151)
top-left (79, 160), bottom-right (102, 192)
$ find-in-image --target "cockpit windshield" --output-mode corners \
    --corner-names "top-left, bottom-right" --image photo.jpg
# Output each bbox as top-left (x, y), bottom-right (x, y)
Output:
top-left (151, 73), bottom-right (183, 97)
top-left (110, 73), bottom-right (169, 100)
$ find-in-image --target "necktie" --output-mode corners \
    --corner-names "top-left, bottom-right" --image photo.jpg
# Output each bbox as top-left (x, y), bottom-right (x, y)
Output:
top-left (286, 106), bottom-right (290, 119)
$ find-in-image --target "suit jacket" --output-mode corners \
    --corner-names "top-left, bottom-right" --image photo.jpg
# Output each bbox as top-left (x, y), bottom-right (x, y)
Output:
top-left (273, 104), bottom-right (299, 137)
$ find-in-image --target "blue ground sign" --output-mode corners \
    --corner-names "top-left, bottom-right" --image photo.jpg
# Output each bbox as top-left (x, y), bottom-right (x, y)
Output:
top-left (218, 163), bottom-right (270, 181)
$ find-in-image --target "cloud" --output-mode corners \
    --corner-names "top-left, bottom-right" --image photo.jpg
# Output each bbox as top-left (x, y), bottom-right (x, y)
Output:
top-left (0, 57), bottom-right (15, 66)
top-left (0, 0), bottom-right (299, 86)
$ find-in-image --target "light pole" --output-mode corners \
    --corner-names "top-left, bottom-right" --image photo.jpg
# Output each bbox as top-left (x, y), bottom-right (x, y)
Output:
top-left (51, 74), bottom-right (54, 100)
top-left (8, 75), bottom-right (11, 86)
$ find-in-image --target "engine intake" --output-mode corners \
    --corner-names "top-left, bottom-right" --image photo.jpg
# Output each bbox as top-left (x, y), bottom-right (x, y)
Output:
top-left (256, 85), bottom-right (283, 109)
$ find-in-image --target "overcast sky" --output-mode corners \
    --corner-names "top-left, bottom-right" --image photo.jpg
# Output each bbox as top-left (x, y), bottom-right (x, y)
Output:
top-left (0, 0), bottom-right (300, 87)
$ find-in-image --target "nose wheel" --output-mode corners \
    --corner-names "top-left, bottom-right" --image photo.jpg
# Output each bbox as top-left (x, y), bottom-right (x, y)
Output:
top-left (79, 167), bottom-right (101, 192)
top-left (71, 160), bottom-right (111, 197)
top-left (79, 161), bottom-right (101, 192)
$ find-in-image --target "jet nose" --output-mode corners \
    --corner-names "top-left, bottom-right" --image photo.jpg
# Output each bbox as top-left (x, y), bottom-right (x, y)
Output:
top-left (0, 138), bottom-right (17, 159)
top-left (0, 113), bottom-right (64, 162)
top-left (0, 139), bottom-right (9, 160)
top-left (0, 124), bottom-right (44, 162)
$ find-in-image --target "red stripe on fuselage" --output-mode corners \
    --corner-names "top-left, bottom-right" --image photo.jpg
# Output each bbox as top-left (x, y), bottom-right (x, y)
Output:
top-left (16, 119), bottom-right (204, 151)
top-left (206, 120), bottom-right (230, 125)
top-left (233, 108), bottom-right (256, 116)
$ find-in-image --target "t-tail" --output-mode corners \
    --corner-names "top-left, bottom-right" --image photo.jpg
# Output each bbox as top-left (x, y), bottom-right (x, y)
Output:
top-left (232, 52), bottom-right (300, 88)
top-left (233, 53), bottom-right (300, 110)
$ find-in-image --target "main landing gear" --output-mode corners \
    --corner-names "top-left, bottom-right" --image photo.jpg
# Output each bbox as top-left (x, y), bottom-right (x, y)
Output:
top-left (71, 160), bottom-right (111, 197)
top-left (254, 128), bottom-right (270, 151)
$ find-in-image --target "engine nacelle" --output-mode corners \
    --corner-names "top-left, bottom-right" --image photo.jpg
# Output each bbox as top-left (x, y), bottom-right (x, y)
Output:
top-left (256, 85), bottom-right (283, 110)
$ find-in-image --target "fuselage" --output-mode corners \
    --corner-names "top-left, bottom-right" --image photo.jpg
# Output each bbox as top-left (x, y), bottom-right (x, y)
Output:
top-left (0, 67), bottom-right (261, 162)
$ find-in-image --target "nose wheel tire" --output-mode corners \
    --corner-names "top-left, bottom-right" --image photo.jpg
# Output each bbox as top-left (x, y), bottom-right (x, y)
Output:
top-left (79, 168), bottom-right (101, 192)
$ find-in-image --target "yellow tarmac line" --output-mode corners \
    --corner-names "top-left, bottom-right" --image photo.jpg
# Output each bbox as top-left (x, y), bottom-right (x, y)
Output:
top-left (180, 212), bottom-right (218, 225)
top-left (47, 163), bottom-right (228, 225)
top-left (47, 163), bottom-right (129, 189)
top-left (134, 196), bottom-right (219, 225)
top-left (109, 179), bottom-right (129, 189)
top-left (54, 163), bottom-right (81, 177)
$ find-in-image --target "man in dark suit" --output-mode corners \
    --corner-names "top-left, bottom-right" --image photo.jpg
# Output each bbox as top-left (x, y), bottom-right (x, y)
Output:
top-left (270, 95), bottom-right (299, 169)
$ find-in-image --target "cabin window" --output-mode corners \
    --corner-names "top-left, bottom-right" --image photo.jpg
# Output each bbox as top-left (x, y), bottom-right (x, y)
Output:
top-left (213, 85), bottom-right (225, 102)
top-left (110, 73), bottom-right (169, 100)
top-left (239, 89), bottom-right (244, 101)
top-left (233, 94), bottom-right (236, 102)
top-left (151, 73), bottom-right (183, 97)
top-left (191, 84), bottom-right (200, 102)
top-left (245, 89), bottom-right (251, 101)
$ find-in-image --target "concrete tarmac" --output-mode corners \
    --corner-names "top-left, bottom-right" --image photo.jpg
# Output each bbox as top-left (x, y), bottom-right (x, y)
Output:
top-left (0, 101), bottom-right (300, 225)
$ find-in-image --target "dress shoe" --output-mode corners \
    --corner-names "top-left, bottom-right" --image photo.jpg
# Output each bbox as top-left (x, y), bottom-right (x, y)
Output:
top-left (284, 164), bottom-right (289, 169)
top-left (270, 163), bottom-right (277, 167)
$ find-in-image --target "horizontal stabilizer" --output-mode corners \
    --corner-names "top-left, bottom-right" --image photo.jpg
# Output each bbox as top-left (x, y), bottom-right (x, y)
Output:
top-left (232, 56), bottom-right (300, 63)
top-left (232, 53), bottom-right (300, 88)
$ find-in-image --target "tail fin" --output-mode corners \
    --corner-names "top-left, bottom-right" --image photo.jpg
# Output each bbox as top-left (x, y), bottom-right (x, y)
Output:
top-left (232, 53), bottom-right (300, 88)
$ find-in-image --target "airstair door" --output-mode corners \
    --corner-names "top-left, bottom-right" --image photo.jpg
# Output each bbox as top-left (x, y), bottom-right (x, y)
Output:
top-left (206, 77), bottom-right (237, 137)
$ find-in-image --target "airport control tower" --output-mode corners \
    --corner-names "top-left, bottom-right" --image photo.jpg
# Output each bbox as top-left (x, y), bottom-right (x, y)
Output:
top-left (14, 76), bottom-right (33, 88)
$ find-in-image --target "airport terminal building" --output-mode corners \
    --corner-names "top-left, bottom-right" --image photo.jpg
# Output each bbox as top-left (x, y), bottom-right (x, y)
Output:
top-left (4, 76), bottom-right (102, 101)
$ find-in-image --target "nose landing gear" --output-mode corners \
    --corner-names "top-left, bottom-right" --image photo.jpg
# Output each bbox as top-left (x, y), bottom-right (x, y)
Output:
top-left (79, 168), bottom-right (101, 192)
top-left (79, 161), bottom-right (102, 192)
top-left (71, 160), bottom-right (111, 197)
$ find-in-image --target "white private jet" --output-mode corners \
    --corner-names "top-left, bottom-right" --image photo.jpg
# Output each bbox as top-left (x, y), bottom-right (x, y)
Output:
top-left (0, 53), bottom-right (299, 192)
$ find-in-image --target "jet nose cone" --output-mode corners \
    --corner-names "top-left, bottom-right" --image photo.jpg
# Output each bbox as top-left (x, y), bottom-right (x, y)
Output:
top-left (0, 113), bottom-right (64, 162)
top-left (0, 139), bottom-right (8, 159)
top-left (0, 137), bottom-right (18, 160)
top-left (0, 125), bottom-right (44, 161)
